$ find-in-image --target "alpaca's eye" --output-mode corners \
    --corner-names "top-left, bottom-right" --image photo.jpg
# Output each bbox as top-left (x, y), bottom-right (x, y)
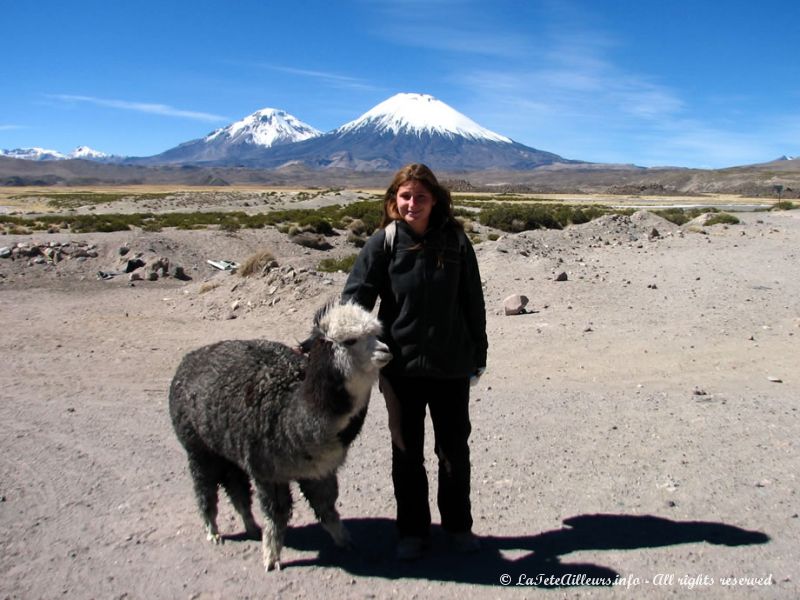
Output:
top-left (343, 338), bottom-right (357, 347)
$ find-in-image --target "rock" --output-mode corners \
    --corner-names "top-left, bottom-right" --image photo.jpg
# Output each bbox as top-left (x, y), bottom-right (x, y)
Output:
top-left (290, 232), bottom-right (333, 250)
top-left (118, 246), bottom-right (130, 256)
top-left (0, 247), bottom-right (11, 259)
top-left (172, 265), bottom-right (191, 281)
top-left (503, 294), bottom-right (529, 316)
top-left (123, 258), bottom-right (146, 273)
top-left (555, 271), bottom-right (568, 282)
top-left (146, 257), bottom-right (170, 278)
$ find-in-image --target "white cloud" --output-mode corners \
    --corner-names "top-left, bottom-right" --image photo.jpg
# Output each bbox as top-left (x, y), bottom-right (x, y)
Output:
top-left (0, 124), bottom-right (25, 131)
top-left (263, 65), bottom-right (380, 92)
top-left (49, 95), bottom-right (228, 122)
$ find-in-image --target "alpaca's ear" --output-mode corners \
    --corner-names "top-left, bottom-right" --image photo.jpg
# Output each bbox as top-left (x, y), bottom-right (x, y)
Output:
top-left (312, 301), bottom-right (335, 329)
top-left (298, 334), bottom-right (315, 354)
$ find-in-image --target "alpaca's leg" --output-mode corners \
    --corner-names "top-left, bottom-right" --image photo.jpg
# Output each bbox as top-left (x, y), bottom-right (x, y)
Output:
top-left (299, 474), bottom-right (351, 547)
top-left (221, 464), bottom-right (260, 538)
top-left (186, 452), bottom-right (223, 544)
top-left (255, 481), bottom-right (292, 571)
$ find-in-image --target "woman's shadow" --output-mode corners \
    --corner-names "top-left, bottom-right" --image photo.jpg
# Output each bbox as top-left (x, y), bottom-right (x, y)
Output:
top-left (282, 513), bottom-right (769, 587)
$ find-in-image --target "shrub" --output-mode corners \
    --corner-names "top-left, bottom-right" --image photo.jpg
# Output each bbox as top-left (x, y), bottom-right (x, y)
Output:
top-left (238, 249), bottom-right (277, 277)
top-left (704, 213), bottom-right (740, 226)
top-left (654, 208), bottom-right (690, 226)
top-left (772, 201), bottom-right (798, 211)
top-left (335, 200), bottom-right (383, 233)
top-left (346, 219), bottom-right (367, 235)
top-left (346, 232), bottom-right (367, 247)
top-left (298, 215), bottom-right (334, 235)
top-left (479, 204), bottom-right (563, 232)
top-left (318, 254), bottom-right (358, 273)
top-left (655, 207), bottom-right (717, 226)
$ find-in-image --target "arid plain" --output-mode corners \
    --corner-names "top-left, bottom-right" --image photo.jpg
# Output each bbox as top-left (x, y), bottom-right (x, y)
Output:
top-left (1, 189), bottom-right (797, 599)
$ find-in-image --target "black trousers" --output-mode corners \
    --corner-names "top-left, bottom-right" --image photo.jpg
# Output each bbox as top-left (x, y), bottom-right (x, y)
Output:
top-left (387, 375), bottom-right (473, 538)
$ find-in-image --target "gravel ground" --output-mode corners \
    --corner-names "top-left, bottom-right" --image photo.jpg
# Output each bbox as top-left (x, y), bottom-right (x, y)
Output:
top-left (1, 206), bottom-right (798, 599)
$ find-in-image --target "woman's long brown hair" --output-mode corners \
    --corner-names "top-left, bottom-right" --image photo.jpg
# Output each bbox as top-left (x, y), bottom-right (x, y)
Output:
top-left (381, 163), bottom-right (462, 230)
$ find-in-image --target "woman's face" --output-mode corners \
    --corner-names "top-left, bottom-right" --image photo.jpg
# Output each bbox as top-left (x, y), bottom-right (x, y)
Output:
top-left (395, 180), bottom-right (436, 235)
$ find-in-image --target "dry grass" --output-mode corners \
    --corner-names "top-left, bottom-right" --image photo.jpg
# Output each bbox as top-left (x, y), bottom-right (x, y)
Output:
top-left (237, 249), bottom-right (278, 277)
top-left (198, 281), bottom-right (221, 294)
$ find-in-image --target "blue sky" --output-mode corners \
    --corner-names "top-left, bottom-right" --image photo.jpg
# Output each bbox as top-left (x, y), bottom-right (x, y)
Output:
top-left (3, 0), bottom-right (798, 168)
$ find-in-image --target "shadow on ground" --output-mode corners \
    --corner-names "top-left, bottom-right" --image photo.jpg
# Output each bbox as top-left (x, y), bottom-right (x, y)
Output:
top-left (282, 513), bottom-right (769, 587)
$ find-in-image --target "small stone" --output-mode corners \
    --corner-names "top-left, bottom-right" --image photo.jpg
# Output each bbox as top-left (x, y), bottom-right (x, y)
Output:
top-left (767, 376), bottom-right (783, 383)
top-left (123, 258), bottom-right (146, 273)
top-left (172, 266), bottom-right (191, 281)
top-left (554, 271), bottom-right (568, 282)
top-left (503, 294), bottom-right (529, 316)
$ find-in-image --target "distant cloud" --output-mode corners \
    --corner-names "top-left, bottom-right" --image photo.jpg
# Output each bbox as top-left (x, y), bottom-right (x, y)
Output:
top-left (49, 95), bottom-right (228, 122)
top-left (235, 62), bottom-right (381, 92)
top-left (0, 124), bottom-right (24, 131)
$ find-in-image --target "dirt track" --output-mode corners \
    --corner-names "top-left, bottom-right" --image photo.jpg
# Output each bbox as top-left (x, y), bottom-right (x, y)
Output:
top-left (1, 209), bottom-right (798, 599)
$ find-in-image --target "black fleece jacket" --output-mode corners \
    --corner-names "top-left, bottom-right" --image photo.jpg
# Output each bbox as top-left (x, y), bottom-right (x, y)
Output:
top-left (342, 220), bottom-right (488, 379)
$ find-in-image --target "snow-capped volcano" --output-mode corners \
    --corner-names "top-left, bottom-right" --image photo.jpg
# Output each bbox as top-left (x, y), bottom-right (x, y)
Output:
top-left (336, 93), bottom-right (512, 143)
top-left (70, 146), bottom-right (109, 159)
top-left (221, 92), bottom-right (569, 171)
top-left (205, 108), bottom-right (320, 147)
top-left (143, 108), bottom-right (321, 164)
top-left (0, 146), bottom-right (112, 161)
top-left (129, 93), bottom-right (572, 170)
top-left (1, 147), bottom-right (68, 161)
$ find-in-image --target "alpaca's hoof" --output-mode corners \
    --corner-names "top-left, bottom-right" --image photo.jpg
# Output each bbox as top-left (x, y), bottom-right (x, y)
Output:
top-left (206, 531), bottom-right (223, 545)
top-left (205, 522), bottom-right (223, 545)
top-left (263, 556), bottom-right (281, 572)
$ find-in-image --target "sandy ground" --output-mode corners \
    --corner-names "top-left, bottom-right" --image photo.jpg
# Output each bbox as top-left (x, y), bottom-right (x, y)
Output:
top-left (0, 205), bottom-right (798, 599)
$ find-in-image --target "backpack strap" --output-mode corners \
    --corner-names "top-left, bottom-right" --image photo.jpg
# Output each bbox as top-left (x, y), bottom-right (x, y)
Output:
top-left (383, 220), bottom-right (398, 256)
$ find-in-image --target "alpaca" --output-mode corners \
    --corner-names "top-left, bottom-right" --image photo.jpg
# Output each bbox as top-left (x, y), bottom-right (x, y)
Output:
top-left (168, 302), bottom-right (391, 571)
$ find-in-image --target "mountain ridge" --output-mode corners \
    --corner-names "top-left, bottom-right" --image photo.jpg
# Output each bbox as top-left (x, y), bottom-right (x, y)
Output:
top-left (156, 93), bottom-right (573, 171)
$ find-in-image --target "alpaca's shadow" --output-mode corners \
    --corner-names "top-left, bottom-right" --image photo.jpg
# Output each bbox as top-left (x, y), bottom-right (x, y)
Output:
top-left (282, 513), bottom-right (769, 587)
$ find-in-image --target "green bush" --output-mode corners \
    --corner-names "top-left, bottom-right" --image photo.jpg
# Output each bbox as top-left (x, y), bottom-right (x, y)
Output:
top-left (317, 254), bottom-right (358, 273)
top-left (478, 203), bottom-right (608, 232)
top-left (704, 213), bottom-right (740, 226)
top-left (298, 215), bottom-right (334, 235)
top-left (655, 207), bottom-right (719, 226)
top-left (335, 200), bottom-right (383, 234)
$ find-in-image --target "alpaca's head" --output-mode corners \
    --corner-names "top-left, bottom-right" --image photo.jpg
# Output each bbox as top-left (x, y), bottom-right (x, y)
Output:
top-left (311, 302), bottom-right (392, 378)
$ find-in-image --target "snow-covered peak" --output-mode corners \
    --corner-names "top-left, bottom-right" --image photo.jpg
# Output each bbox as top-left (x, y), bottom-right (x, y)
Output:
top-left (0, 147), bottom-right (68, 161)
top-left (204, 108), bottom-right (321, 147)
top-left (70, 146), bottom-right (109, 159)
top-left (336, 93), bottom-right (512, 143)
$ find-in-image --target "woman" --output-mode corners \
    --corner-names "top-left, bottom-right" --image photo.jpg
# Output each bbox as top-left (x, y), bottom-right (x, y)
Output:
top-left (341, 164), bottom-right (488, 560)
